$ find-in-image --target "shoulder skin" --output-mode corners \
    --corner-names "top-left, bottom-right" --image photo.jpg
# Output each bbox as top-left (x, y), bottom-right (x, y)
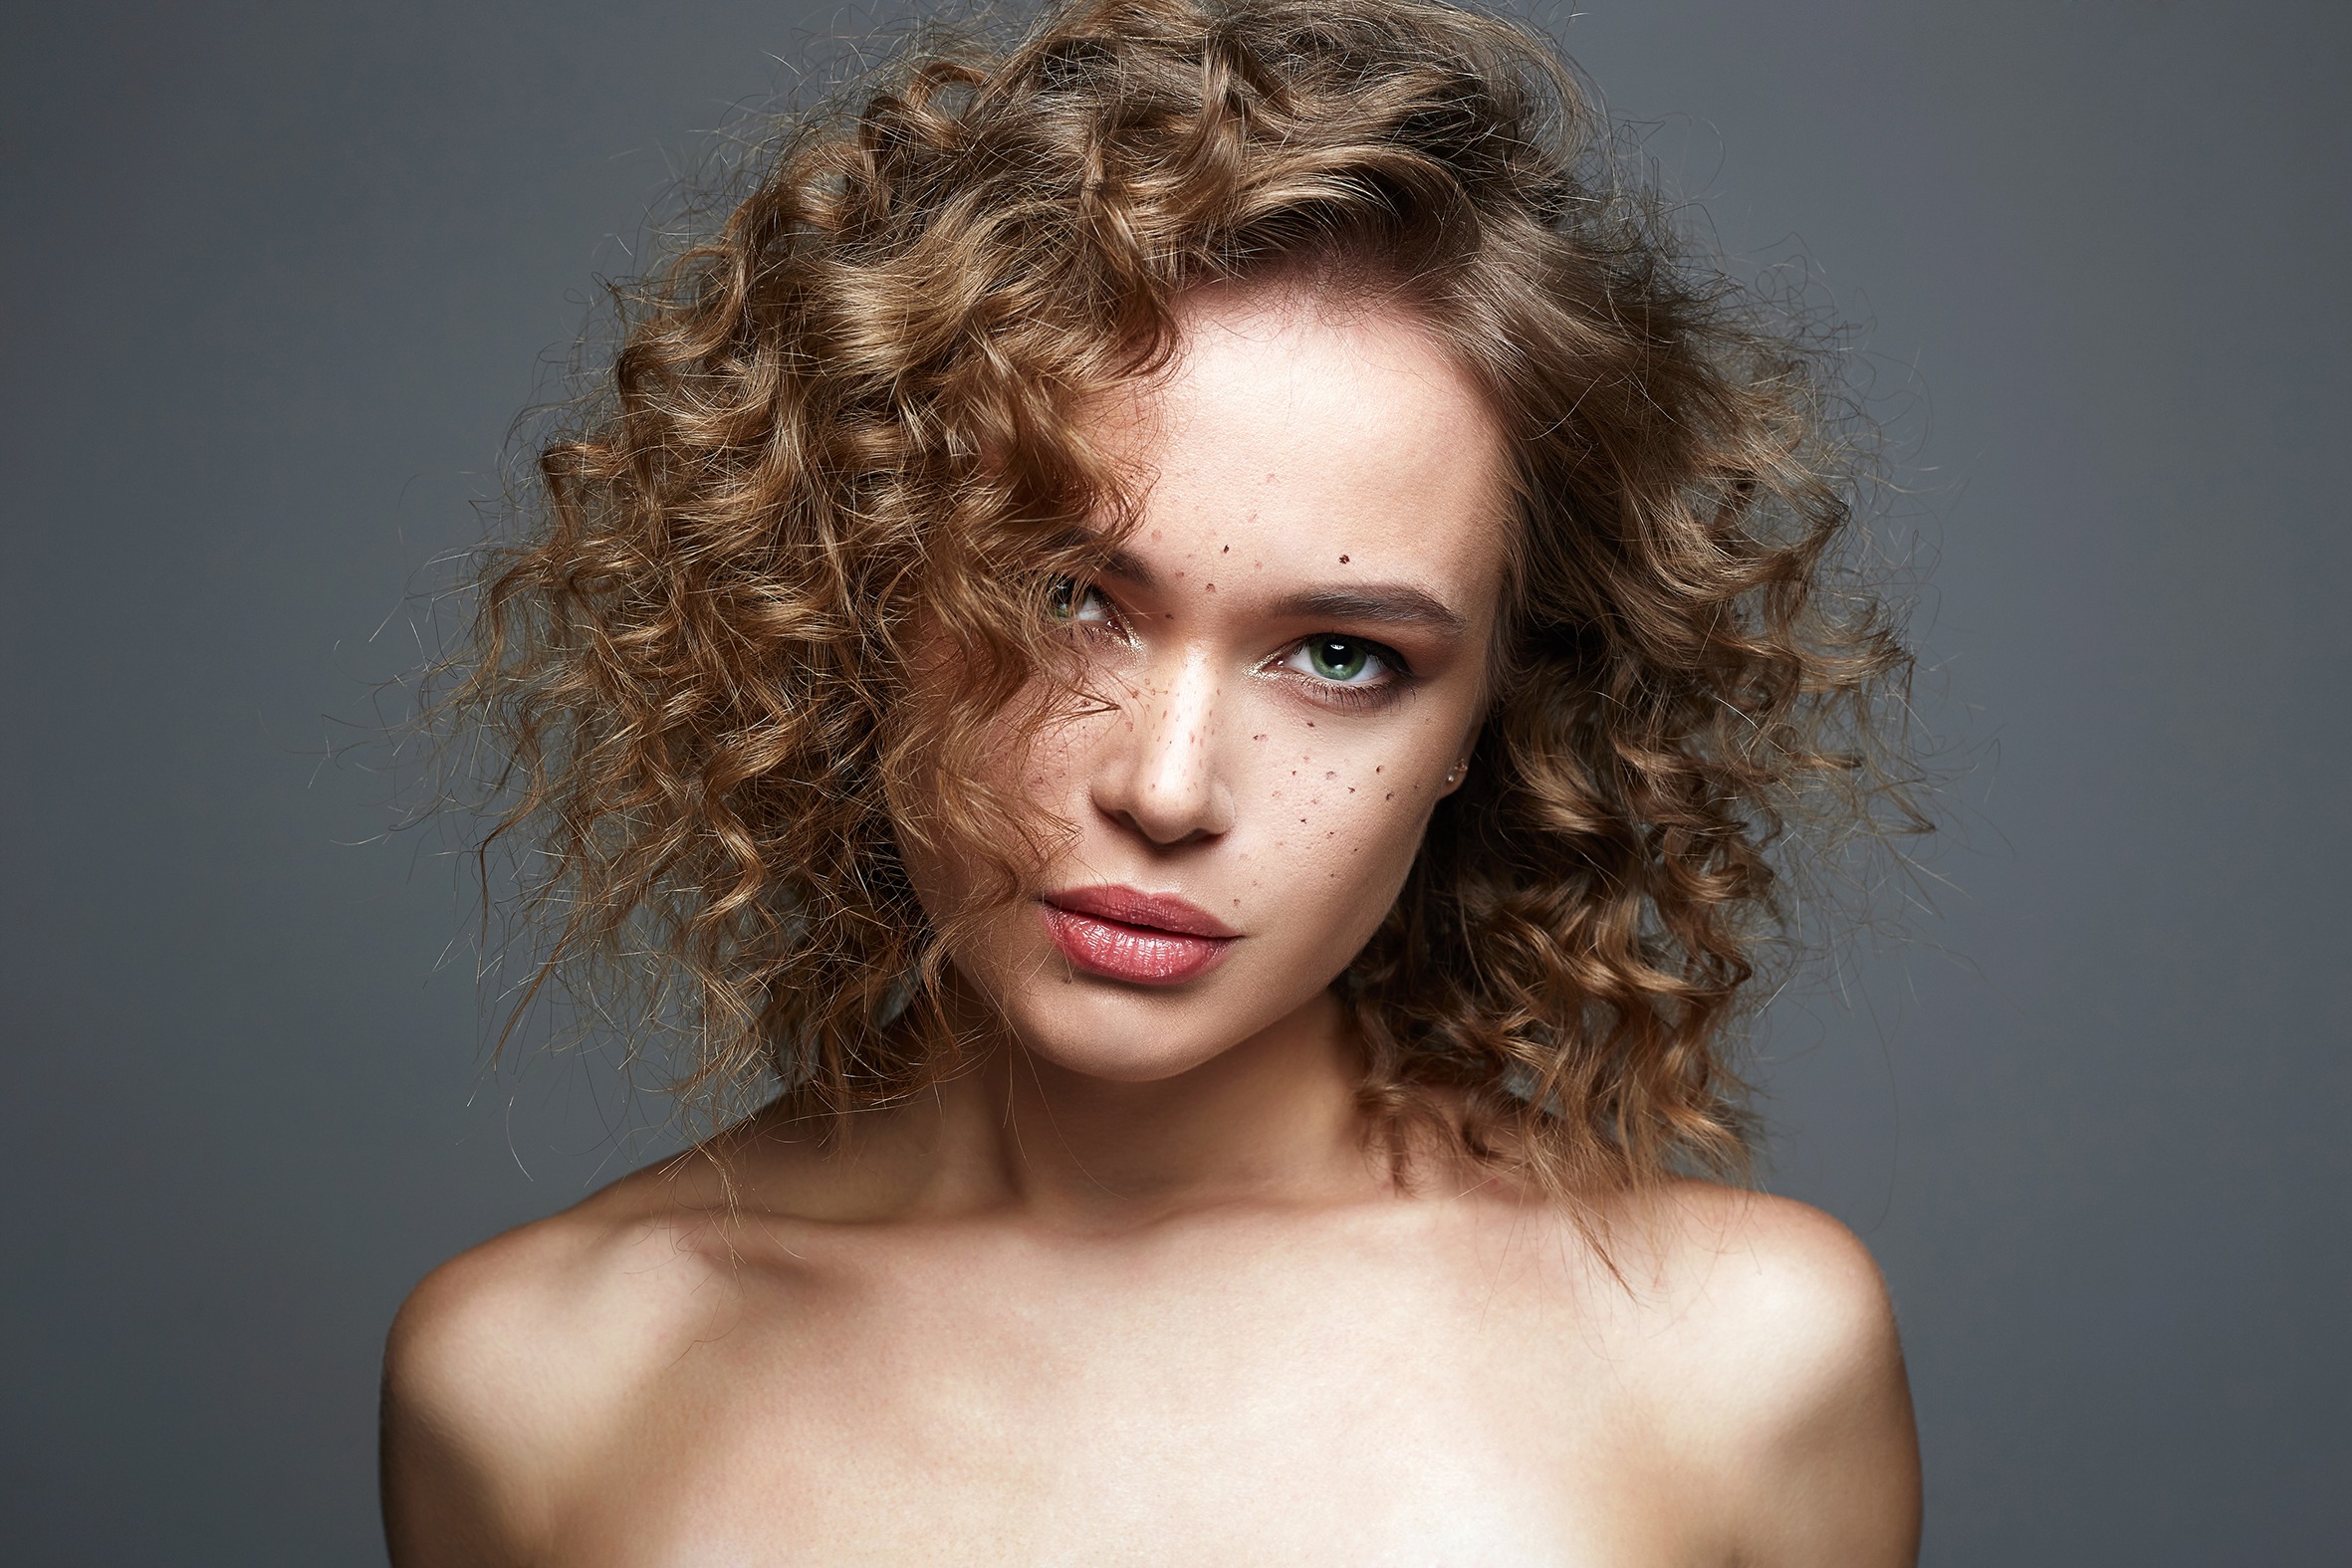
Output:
top-left (379, 1166), bottom-right (735, 1567)
top-left (1616, 1182), bottom-right (1924, 1567)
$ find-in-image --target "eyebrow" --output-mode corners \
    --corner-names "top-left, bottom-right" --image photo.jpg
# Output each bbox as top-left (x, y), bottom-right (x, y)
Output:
top-left (1096, 548), bottom-right (1470, 637)
top-left (1270, 586), bottom-right (1470, 636)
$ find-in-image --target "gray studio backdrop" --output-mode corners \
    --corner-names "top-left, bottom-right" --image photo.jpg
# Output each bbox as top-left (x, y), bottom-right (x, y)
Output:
top-left (3, 2), bottom-right (2345, 1563)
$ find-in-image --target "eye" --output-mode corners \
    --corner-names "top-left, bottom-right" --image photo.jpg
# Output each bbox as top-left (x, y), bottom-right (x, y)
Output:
top-left (1048, 576), bottom-right (1132, 653)
top-left (1048, 576), bottom-right (1117, 627)
top-left (1281, 635), bottom-right (1399, 688)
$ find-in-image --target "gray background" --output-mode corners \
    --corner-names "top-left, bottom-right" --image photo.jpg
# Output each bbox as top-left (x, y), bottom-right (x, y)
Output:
top-left (2, 1), bottom-right (2344, 1562)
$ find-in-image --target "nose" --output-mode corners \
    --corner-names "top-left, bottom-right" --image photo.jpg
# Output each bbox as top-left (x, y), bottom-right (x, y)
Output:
top-left (1089, 645), bottom-right (1238, 845)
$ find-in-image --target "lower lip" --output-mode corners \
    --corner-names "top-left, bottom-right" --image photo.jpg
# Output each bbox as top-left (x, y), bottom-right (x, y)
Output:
top-left (1039, 904), bottom-right (1236, 986)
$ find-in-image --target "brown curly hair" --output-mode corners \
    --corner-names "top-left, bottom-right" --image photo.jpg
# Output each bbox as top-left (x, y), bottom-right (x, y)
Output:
top-left (449, 0), bottom-right (1922, 1196)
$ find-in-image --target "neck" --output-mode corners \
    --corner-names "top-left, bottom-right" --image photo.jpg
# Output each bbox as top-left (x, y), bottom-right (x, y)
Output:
top-left (763, 988), bottom-right (1385, 1228)
top-left (986, 988), bottom-right (1377, 1220)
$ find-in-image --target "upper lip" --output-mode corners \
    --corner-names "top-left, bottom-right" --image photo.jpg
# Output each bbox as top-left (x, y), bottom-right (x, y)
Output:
top-left (1043, 884), bottom-right (1240, 940)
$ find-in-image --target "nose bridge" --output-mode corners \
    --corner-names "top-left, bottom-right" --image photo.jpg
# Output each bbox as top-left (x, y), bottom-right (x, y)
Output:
top-left (1104, 639), bottom-right (1235, 843)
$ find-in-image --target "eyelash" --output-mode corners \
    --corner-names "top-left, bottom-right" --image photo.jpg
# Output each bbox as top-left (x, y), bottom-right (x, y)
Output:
top-left (1271, 637), bottom-right (1411, 709)
top-left (1051, 579), bottom-right (1415, 711)
top-left (1053, 582), bottom-right (1132, 645)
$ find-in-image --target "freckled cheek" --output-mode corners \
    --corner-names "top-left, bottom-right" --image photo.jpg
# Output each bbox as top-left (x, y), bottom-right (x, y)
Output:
top-left (978, 698), bottom-right (1116, 811)
top-left (1011, 710), bottom-right (1119, 808)
top-left (1236, 749), bottom-right (1443, 926)
top-left (904, 695), bottom-right (1109, 911)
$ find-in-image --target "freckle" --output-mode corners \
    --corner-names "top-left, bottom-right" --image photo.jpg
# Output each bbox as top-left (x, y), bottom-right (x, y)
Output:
top-left (1221, 546), bottom-right (1230, 554)
top-left (1205, 582), bottom-right (1215, 591)
top-left (1324, 771), bottom-right (1335, 780)
top-left (1339, 555), bottom-right (1350, 564)
top-left (1385, 791), bottom-right (1394, 800)
top-left (1375, 766), bottom-right (1382, 774)
top-left (1253, 734), bottom-right (1267, 741)
top-left (1348, 786), bottom-right (1355, 793)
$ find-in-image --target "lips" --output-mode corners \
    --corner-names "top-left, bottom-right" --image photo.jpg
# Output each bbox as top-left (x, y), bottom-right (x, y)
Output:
top-left (1039, 884), bottom-right (1239, 986)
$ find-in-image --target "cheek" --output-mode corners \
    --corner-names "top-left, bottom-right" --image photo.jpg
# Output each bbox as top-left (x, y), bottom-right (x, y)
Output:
top-left (903, 690), bottom-right (1112, 931)
top-left (1236, 740), bottom-right (1448, 946)
top-left (1009, 700), bottom-right (1119, 822)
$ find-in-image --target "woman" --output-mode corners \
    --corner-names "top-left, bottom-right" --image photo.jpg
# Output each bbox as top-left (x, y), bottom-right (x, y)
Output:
top-left (384, 0), bottom-right (1925, 1560)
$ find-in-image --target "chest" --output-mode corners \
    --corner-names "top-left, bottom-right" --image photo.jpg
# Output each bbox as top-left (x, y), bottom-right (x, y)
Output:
top-left (556, 1236), bottom-right (1712, 1565)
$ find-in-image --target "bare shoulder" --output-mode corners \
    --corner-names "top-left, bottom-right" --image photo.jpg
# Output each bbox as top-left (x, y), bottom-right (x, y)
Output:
top-left (1627, 1182), bottom-right (1905, 1389)
top-left (378, 1155), bottom-right (747, 1566)
top-left (1604, 1181), bottom-right (1922, 1566)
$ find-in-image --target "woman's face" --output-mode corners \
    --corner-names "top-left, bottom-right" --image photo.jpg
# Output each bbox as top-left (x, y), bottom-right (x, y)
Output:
top-left (921, 283), bottom-right (1515, 1081)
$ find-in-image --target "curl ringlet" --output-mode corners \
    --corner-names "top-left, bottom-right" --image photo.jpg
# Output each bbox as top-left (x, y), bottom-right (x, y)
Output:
top-left (444, 0), bottom-right (1926, 1198)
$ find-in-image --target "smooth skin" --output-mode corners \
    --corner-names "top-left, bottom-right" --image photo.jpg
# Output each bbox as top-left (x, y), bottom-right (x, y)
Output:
top-left (383, 284), bottom-right (1922, 1566)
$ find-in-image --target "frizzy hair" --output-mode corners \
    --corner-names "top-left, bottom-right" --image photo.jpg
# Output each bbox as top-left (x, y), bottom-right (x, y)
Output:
top-left (446, 0), bottom-right (1924, 1193)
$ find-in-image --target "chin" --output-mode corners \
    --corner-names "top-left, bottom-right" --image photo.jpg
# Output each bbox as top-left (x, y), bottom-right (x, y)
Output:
top-left (1000, 978), bottom-right (1268, 1082)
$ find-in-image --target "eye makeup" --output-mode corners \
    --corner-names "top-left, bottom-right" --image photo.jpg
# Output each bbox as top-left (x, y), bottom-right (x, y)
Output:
top-left (1050, 575), bottom-right (1427, 713)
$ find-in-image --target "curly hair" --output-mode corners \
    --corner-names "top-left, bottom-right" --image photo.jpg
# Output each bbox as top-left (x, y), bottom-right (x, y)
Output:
top-left (448, 0), bottom-right (1922, 1195)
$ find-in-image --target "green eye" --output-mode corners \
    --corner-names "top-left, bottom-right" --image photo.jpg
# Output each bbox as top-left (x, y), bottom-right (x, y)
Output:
top-left (1282, 634), bottom-right (1402, 694)
top-left (1049, 577), bottom-right (1115, 627)
top-left (1305, 637), bottom-right (1370, 682)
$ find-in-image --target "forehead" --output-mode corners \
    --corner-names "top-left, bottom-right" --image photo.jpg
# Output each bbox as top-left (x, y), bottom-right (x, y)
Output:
top-left (1087, 284), bottom-right (1516, 615)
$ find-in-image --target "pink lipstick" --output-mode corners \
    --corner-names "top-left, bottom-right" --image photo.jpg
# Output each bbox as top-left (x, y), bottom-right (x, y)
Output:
top-left (1039, 885), bottom-right (1238, 986)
